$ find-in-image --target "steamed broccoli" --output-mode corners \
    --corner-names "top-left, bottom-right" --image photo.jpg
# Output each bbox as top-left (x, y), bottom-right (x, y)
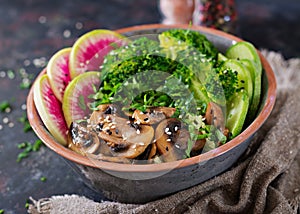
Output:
top-left (94, 36), bottom-right (213, 108)
top-left (205, 63), bottom-right (239, 105)
top-left (89, 29), bottom-right (240, 157)
top-left (159, 29), bottom-right (218, 61)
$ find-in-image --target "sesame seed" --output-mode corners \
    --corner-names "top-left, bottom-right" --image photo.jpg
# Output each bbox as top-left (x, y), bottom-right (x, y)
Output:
top-left (3, 117), bottom-right (9, 124)
top-left (165, 127), bottom-right (169, 133)
top-left (139, 142), bottom-right (145, 146)
top-left (0, 125), bottom-right (3, 130)
top-left (136, 129), bottom-right (141, 134)
top-left (63, 29), bottom-right (71, 38)
top-left (0, 71), bottom-right (6, 78)
top-left (38, 16), bottom-right (47, 24)
top-left (23, 59), bottom-right (31, 66)
top-left (8, 122), bottom-right (14, 128)
top-left (167, 131), bottom-right (172, 135)
top-left (153, 139), bottom-right (157, 143)
top-left (132, 144), bottom-right (136, 149)
top-left (175, 144), bottom-right (180, 149)
top-left (75, 22), bottom-right (83, 30)
top-left (166, 139), bottom-right (171, 142)
top-left (174, 126), bottom-right (178, 132)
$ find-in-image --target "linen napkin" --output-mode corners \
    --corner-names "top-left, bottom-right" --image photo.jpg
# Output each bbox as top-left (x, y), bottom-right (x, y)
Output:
top-left (28, 51), bottom-right (300, 214)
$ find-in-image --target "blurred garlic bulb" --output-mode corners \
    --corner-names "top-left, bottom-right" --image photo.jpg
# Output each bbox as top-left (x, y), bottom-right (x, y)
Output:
top-left (159, 0), bottom-right (195, 24)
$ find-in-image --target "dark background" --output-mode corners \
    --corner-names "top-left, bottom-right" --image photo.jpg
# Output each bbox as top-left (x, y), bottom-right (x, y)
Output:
top-left (0, 0), bottom-right (299, 213)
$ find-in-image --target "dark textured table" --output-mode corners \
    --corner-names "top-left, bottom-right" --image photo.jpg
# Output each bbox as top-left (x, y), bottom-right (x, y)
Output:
top-left (0, 0), bottom-right (299, 213)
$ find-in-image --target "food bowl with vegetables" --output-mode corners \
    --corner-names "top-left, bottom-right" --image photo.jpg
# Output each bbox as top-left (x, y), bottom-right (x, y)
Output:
top-left (27, 24), bottom-right (276, 203)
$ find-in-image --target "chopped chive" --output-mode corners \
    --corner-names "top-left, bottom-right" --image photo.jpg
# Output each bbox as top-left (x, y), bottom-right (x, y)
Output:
top-left (18, 113), bottom-right (32, 132)
top-left (20, 81), bottom-right (32, 89)
top-left (16, 140), bottom-right (43, 162)
top-left (7, 70), bottom-right (15, 79)
top-left (40, 176), bottom-right (47, 182)
top-left (32, 139), bottom-right (43, 151)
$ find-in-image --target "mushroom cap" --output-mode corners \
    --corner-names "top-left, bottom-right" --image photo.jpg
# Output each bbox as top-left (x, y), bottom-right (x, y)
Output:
top-left (132, 107), bottom-right (176, 125)
top-left (155, 118), bottom-right (187, 162)
top-left (205, 102), bottom-right (225, 131)
top-left (67, 121), bottom-right (101, 155)
top-left (92, 113), bottom-right (155, 159)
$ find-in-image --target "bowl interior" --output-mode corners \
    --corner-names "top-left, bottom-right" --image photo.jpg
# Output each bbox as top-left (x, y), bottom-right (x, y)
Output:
top-left (27, 24), bottom-right (276, 173)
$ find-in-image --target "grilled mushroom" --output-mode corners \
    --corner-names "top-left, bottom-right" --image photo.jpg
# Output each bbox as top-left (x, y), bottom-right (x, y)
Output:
top-left (92, 113), bottom-right (155, 158)
top-left (89, 104), bottom-right (118, 125)
top-left (205, 102), bottom-right (225, 131)
top-left (67, 121), bottom-right (101, 155)
top-left (132, 107), bottom-right (176, 125)
top-left (155, 118), bottom-right (187, 162)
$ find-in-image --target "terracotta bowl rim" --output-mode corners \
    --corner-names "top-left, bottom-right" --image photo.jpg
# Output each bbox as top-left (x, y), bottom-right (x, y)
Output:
top-left (27, 24), bottom-right (277, 173)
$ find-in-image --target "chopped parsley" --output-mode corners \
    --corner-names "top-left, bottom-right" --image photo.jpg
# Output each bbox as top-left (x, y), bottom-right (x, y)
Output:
top-left (18, 113), bottom-right (32, 132)
top-left (0, 100), bottom-right (11, 112)
top-left (40, 176), bottom-right (47, 182)
top-left (17, 140), bottom-right (43, 162)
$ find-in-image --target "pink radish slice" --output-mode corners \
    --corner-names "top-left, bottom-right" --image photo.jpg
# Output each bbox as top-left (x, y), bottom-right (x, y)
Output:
top-left (47, 47), bottom-right (72, 102)
top-left (69, 29), bottom-right (127, 79)
top-left (63, 71), bottom-right (101, 127)
top-left (33, 74), bottom-right (68, 146)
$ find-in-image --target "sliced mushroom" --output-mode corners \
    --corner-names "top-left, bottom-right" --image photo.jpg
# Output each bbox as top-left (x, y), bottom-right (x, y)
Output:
top-left (67, 121), bottom-right (101, 155)
top-left (137, 142), bottom-right (158, 161)
top-left (148, 143), bottom-right (157, 159)
top-left (205, 102), bottom-right (225, 131)
top-left (155, 118), bottom-right (186, 162)
top-left (94, 113), bottom-right (155, 159)
top-left (110, 125), bottom-right (154, 159)
top-left (132, 107), bottom-right (176, 125)
top-left (89, 104), bottom-right (118, 126)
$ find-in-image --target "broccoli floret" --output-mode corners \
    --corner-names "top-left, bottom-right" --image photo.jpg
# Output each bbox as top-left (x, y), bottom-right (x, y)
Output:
top-left (95, 36), bottom-right (213, 107)
top-left (159, 29), bottom-right (218, 61)
top-left (205, 62), bottom-right (239, 106)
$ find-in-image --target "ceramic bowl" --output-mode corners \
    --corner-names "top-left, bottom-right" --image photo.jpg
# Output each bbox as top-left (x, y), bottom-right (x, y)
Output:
top-left (27, 24), bottom-right (276, 203)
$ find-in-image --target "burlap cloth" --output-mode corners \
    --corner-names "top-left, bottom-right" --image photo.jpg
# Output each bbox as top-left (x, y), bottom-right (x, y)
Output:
top-left (28, 50), bottom-right (300, 214)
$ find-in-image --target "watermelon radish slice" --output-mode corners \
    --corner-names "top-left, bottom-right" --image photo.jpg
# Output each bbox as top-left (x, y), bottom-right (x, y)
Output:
top-left (47, 47), bottom-right (72, 102)
top-left (69, 29), bottom-right (127, 79)
top-left (33, 74), bottom-right (68, 146)
top-left (63, 71), bottom-right (101, 127)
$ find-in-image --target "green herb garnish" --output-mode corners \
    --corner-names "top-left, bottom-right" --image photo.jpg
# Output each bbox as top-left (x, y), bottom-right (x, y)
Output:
top-left (7, 70), bottom-right (15, 79)
top-left (18, 113), bottom-right (32, 132)
top-left (0, 100), bottom-right (11, 112)
top-left (17, 140), bottom-right (43, 162)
